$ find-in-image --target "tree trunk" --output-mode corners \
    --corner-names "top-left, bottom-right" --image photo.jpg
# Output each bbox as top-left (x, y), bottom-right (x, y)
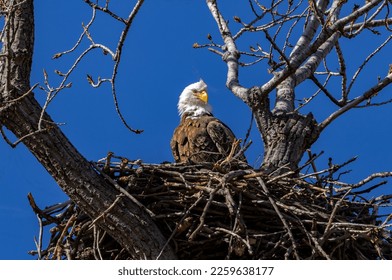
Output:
top-left (248, 87), bottom-right (320, 174)
top-left (261, 112), bottom-right (319, 174)
top-left (0, 0), bottom-right (176, 259)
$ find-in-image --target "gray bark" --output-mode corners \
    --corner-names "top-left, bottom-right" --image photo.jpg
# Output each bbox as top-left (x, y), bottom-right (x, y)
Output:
top-left (261, 112), bottom-right (319, 174)
top-left (247, 88), bottom-right (319, 174)
top-left (0, 0), bottom-right (175, 259)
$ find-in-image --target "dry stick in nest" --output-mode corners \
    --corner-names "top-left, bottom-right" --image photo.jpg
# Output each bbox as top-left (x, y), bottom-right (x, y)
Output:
top-left (320, 190), bottom-right (351, 246)
top-left (296, 216), bottom-right (331, 259)
top-left (215, 227), bottom-right (253, 253)
top-left (33, 213), bottom-right (44, 260)
top-left (91, 162), bottom-right (155, 218)
top-left (228, 191), bottom-right (253, 257)
top-left (156, 195), bottom-right (205, 260)
top-left (152, 168), bottom-right (192, 189)
top-left (27, 193), bottom-right (60, 225)
top-left (255, 175), bottom-right (300, 260)
top-left (188, 182), bottom-right (221, 241)
top-left (187, 167), bottom-right (250, 243)
top-left (93, 225), bottom-right (103, 260)
top-left (52, 214), bottom-right (77, 260)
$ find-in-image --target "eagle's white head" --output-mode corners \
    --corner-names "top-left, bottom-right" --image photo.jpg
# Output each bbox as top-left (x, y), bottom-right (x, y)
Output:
top-left (178, 79), bottom-right (212, 118)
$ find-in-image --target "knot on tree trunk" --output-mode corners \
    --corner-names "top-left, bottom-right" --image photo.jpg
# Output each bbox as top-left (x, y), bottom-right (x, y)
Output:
top-left (262, 112), bottom-right (319, 175)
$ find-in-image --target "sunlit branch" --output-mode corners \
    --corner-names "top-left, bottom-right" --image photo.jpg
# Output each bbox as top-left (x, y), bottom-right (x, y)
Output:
top-left (206, 0), bottom-right (249, 102)
top-left (260, 0), bottom-right (384, 97)
top-left (345, 1), bottom-right (385, 38)
top-left (84, 0), bottom-right (127, 24)
top-left (282, 9), bottom-right (308, 55)
top-left (320, 72), bottom-right (392, 131)
top-left (331, 0), bottom-right (384, 30)
top-left (334, 42), bottom-right (347, 104)
top-left (343, 18), bottom-right (392, 32)
top-left (264, 30), bottom-right (291, 68)
top-left (346, 34), bottom-right (392, 96)
top-left (289, 0), bottom-right (329, 60)
top-left (38, 44), bottom-right (93, 130)
top-left (294, 32), bottom-right (340, 87)
top-left (333, 172), bottom-right (392, 191)
top-left (356, 98), bottom-right (392, 108)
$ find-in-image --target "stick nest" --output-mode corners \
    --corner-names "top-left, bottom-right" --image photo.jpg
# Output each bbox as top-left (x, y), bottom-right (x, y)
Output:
top-left (28, 154), bottom-right (392, 260)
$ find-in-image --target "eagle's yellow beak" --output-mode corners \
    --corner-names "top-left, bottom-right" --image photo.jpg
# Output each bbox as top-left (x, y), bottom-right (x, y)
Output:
top-left (197, 90), bottom-right (208, 103)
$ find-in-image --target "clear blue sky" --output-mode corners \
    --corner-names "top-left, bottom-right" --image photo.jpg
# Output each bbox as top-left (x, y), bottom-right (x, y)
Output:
top-left (0, 1), bottom-right (391, 259)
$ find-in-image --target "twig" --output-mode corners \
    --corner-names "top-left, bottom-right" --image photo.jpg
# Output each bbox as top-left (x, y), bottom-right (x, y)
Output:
top-left (27, 193), bottom-right (59, 224)
top-left (156, 195), bottom-right (204, 260)
top-left (34, 214), bottom-right (43, 260)
top-left (215, 227), bottom-right (253, 254)
top-left (91, 162), bottom-right (155, 218)
top-left (347, 34), bottom-right (392, 96)
top-left (89, 194), bottom-right (124, 229)
top-left (321, 190), bottom-right (351, 244)
top-left (188, 180), bottom-right (222, 241)
top-left (93, 225), bottom-right (103, 260)
top-left (52, 214), bottom-right (77, 260)
top-left (255, 175), bottom-right (300, 259)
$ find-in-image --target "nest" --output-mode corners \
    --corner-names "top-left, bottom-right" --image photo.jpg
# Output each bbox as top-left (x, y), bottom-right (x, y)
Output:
top-left (28, 154), bottom-right (392, 259)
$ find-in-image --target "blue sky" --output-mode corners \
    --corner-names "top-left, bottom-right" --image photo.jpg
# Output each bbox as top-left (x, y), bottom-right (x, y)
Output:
top-left (0, 1), bottom-right (391, 259)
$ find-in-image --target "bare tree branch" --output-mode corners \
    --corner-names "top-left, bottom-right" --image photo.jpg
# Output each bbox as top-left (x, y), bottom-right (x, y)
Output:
top-left (320, 72), bottom-right (392, 130)
top-left (50, 0), bottom-right (145, 134)
top-left (206, 0), bottom-right (250, 101)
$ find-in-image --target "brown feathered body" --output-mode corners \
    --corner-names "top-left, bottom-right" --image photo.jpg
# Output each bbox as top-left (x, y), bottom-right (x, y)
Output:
top-left (171, 114), bottom-right (239, 163)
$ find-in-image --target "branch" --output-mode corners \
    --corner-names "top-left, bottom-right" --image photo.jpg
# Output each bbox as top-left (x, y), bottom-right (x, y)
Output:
top-left (308, 74), bottom-right (340, 107)
top-left (332, 0), bottom-right (384, 30)
top-left (0, 83), bottom-right (37, 113)
top-left (319, 72), bottom-right (392, 130)
top-left (335, 172), bottom-right (392, 191)
top-left (52, 7), bottom-right (98, 59)
top-left (107, 0), bottom-right (145, 134)
top-left (289, 0), bottom-right (329, 60)
top-left (261, 0), bottom-right (385, 96)
top-left (294, 32), bottom-right (341, 87)
top-left (346, 34), bottom-right (392, 96)
top-left (344, 18), bottom-right (392, 32)
top-left (205, 0), bottom-right (249, 101)
top-left (50, 0), bottom-right (145, 134)
top-left (84, 0), bottom-right (127, 24)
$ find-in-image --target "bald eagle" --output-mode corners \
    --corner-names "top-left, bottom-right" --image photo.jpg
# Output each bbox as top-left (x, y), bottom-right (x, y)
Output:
top-left (171, 80), bottom-right (245, 163)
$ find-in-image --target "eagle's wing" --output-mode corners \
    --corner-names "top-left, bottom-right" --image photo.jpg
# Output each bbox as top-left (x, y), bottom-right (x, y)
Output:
top-left (170, 123), bottom-right (185, 163)
top-left (171, 116), bottom-right (245, 163)
top-left (171, 116), bottom-right (220, 163)
top-left (206, 118), bottom-right (238, 158)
